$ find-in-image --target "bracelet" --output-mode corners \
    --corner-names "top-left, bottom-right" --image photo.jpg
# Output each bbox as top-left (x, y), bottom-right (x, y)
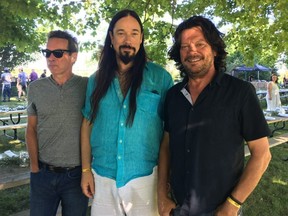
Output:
top-left (230, 194), bottom-right (243, 205)
top-left (82, 168), bottom-right (91, 173)
top-left (227, 197), bottom-right (241, 209)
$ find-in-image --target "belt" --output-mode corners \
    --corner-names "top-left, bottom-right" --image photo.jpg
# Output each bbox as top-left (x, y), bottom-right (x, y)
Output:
top-left (39, 161), bottom-right (79, 173)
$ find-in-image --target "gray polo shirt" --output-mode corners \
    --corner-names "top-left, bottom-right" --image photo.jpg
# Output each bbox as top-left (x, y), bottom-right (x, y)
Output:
top-left (27, 75), bottom-right (88, 167)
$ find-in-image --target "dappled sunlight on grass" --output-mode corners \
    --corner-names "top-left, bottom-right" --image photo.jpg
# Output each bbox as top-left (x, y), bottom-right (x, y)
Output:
top-left (9, 139), bottom-right (22, 145)
top-left (272, 178), bottom-right (287, 186)
top-left (6, 140), bottom-right (26, 152)
top-left (0, 133), bottom-right (26, 152)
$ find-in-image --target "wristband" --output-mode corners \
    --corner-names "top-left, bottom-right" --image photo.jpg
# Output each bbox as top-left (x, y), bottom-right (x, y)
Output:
top-left (230, 194), bottom-right (243, 205)
top-left (227, 197), bottom-right (241, 209)
top-left (82, 168), bottom-right (91, 173)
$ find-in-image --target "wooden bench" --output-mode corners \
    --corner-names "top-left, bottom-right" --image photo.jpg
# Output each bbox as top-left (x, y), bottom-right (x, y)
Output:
top-left (0, 123), bottom-right (27, 140)
top-left (0, 123), bottom-right (27, 130)
top-left (245, 132), bottom-right (288, 156)
top-left (0, 167), bottom-right (30, 190)
top-left (0, 115), bottom-right (27, 122)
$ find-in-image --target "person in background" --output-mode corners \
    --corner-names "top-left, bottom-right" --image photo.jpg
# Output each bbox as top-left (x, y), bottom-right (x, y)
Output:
top-left (26, 30), bottom-right (88, 216)
top-left (248, 75), bottom-right (254, 82)
top-left (29, 69), bottom-right (39, 83)
top-left (81, 9), bottom-right (173, 216)
top-left (40, 69), bottom-right (47, 78)
top-left (17, 67), bottom-right (28, 101)
top-left (158, 16), bottom-right (271, 216)
top-left (1, 67), bottom-right (12, 102)
top-left (266, 73), bottom-right (281, 111)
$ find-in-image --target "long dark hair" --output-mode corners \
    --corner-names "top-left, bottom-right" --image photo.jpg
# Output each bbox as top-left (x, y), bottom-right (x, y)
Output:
top-left (169, 16), bottom-right (227, 81)
top-left (90, 9), bottom-right (147, 126)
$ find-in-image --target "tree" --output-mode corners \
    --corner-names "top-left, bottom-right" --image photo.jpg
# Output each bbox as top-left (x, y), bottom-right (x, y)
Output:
top-left (81, 0), bottom-right (288, 67)
top-left (0, 0), bottom-right (86, 69)
top-left (0, 0), bottom-right (87, 50)
top-left (207, 0), bottom-right (288, 66)
top-left (1, 0), bottom-right (288, 69)
top-left (0, 44), bottom-right (35, 72)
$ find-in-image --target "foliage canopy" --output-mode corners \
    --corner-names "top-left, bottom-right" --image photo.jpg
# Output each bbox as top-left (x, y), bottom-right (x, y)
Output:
top-left (1, 0), bottom-right (287, 72)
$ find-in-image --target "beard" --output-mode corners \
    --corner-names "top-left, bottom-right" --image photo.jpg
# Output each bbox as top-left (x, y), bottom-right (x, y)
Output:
top-left (183, 63), bottom-right (209, 79)
top-left (119, 45), bottom-right (136, 65)
top-left (183, 55), bottom-right (213, 79)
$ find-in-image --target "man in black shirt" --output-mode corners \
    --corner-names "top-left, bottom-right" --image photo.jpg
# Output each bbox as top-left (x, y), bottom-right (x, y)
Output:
top-left (157, 16), bottom-right (271, 216)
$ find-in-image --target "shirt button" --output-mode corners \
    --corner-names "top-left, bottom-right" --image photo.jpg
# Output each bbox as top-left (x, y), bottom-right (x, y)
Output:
top-left (123, 105), bottom-right (127, 109)
top-left (118, 156), bottom-right (121, 160)
top-left (119, 140), bottom-right (123, 143)
top-left (187, 149), bottom-right (190, 153)
top-left (120, 122), bottom-right (124, 126)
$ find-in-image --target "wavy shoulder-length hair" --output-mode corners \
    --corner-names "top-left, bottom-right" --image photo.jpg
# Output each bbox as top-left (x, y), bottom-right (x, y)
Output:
top-left (169, 16), bottom-right (228, 80)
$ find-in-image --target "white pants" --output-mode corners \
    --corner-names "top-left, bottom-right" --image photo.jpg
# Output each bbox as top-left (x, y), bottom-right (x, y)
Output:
top-left (91, 167), bottom-right (159, 216)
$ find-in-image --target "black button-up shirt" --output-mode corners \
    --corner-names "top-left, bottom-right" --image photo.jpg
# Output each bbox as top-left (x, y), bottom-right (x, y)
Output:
top-left (164, 73), bottom-right (270, 215)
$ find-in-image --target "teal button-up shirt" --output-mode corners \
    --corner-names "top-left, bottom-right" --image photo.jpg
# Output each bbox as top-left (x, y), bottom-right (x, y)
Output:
top-left (82, 62), bottom-right (173, 187)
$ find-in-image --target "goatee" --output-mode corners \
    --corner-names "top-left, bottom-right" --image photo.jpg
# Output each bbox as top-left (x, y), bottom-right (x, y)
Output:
top-left (120, 52), bottom-right (135, 65)
top-left (119, 45), bottom-right (136, 65)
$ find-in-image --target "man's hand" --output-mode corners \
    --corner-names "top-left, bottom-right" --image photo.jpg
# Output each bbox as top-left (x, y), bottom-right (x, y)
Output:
top-left (158, 196), bottom-right (176, 216)
top-left (30, 167), bottom-right (40, 173)
top-left (81, 171), bottom-right (95, 198)
top-left (30, 161), bottom-right (40, 173)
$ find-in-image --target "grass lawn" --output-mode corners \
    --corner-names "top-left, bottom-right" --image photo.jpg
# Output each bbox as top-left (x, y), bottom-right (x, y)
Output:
top-left (243, 143), bottom-right (288, 216)
top-left (0, 184), bottom-right (30, 216)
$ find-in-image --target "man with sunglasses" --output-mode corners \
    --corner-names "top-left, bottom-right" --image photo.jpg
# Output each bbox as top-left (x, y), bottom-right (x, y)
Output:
top-left (26, 30), bottom-right (88, 216)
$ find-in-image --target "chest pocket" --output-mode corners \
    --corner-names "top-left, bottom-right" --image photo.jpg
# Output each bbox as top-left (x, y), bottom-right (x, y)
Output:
top-left (138, 90), bottom-right (161, 115)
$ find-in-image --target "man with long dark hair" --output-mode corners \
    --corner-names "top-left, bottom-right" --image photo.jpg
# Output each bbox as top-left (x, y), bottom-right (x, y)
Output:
top-left (158, 16), bottom-right (271, 216)
top-left (81, 9), bottom-right (173, 215)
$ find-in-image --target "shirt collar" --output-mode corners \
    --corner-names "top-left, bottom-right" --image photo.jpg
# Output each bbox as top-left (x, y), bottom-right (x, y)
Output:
top-left (179, 71), bottom-right (225, 88)
top-left (179, 71), bottom-right (225, 104)
top-left (211, 71), bottom-right (225, 87)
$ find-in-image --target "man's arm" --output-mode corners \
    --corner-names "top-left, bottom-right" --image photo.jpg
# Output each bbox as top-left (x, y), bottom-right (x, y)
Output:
top-left (216, 137), bottom-right (271, 216)
top-left (26, 115), bottom-right (39, 172)
top-left (158, 132), bottom-right (176, 216)
top-left (80, 118), bottom-right (94, 198)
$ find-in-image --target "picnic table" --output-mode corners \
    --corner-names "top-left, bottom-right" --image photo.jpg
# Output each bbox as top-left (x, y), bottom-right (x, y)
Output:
top-left (265, 115), bottom-right (288, 137)
top-left (0, 165), bottom-right (30, 190)
top-left (0, 109), bottom-right (27, 140)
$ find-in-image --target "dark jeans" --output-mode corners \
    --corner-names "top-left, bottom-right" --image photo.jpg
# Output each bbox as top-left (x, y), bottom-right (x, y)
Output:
top-left (2, 85), bottom-right (11, 101)
top-left (30, 164), bottom-right (88, 216)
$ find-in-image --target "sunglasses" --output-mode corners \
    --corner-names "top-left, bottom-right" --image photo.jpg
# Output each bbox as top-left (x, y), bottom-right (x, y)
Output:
top-left (41, 49), bottom-right (71, 58)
